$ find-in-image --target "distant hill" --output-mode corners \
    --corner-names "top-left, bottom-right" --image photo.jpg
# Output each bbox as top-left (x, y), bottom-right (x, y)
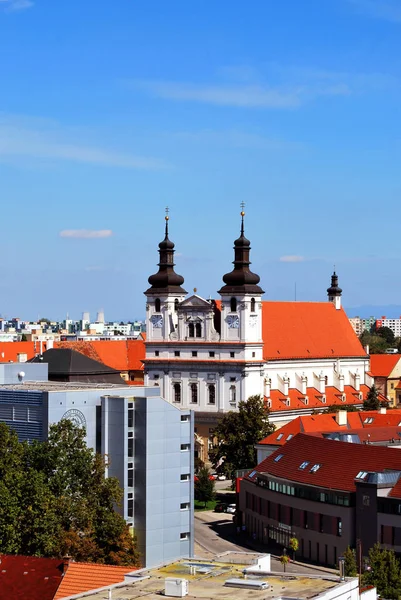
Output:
top-left (345, 305), bottom-right (401, 319)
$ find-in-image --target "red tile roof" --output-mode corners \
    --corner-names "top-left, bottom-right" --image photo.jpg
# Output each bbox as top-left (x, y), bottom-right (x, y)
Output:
top-left (0, 341), bottom-right (45, 363)
top-left (266, 384), bottom-right (382, 413)
top-left (370, 354), bottom-right (401, 377)
top-left (262, 302), bottom-right (366, 361)
top-left (249, 433), bottom-right (401, 492)
top-left (0, 555), bottom-right (64, 600)
top-left (54, 562), bottom-right (136, 599)
top-left (55, 340), bottom-right (145, 373)
top-left (260, 409), bottom-right (401, 446)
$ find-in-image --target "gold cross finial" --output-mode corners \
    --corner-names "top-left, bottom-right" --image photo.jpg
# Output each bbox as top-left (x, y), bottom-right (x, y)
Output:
top-left (165, 206), bottom-right (169, 221)
top-left (240, 201), bottom-right (245, 216)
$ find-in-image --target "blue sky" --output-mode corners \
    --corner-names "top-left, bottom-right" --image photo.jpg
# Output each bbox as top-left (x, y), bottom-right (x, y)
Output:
top-left (1, 0), bottom-right (401, 320)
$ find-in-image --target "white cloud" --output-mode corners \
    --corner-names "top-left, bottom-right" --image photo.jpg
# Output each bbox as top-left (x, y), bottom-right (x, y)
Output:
top-left (0, 0), bottom-right (33, 12)
top-left (0, 115), bottom-right (169, 170)
top-left (279, 255), bottom-right (305, 263)
top-left (60, 230), bottom-right (113, 239)
top-left (347, 0), bottom-right (401, 23)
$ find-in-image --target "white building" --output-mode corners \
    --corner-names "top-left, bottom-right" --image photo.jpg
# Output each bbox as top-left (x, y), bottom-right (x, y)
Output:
top-left (143, 213), bottom-right (371, 443)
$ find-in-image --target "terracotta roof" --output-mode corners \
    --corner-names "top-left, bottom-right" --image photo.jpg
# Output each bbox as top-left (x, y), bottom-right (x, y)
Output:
top-left (260, 408), bottom-right (401, 446)
top-left (0, 555), bottom-right (64, 600)
top-left (55, 340), bottom-right (145, 373)
top-left (262, 302), bottom-right (366, 361)
top-left (370, 354), bottom-right (401, 377)
top-left (266, 384), bottom-right (381, 413)
top-left (0, 341), bottom-right (45, 363)
top-left (54, 562), bottom-right (136, 599)
top-left (248, 433), bottom-right (401, 492)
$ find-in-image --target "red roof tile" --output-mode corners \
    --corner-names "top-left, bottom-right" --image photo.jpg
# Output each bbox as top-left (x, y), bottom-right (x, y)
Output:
top-left (54, 562), bottom-right (136, 599)
top-left (250, 433), bottom-right (401, 492)
top-left (0, 341), bottom-right (45, 363)
top-left (262, 302), bottom-right (366, 361)
top-left (55, 340), bottom-right (145, 373)
top-left (370, 355), bottom-right (401, 378)
top-left (0, 555), bottom-right (64, 600)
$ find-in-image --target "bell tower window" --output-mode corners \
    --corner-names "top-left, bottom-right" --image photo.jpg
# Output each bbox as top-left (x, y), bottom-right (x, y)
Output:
top-left (251, 297), bottom-right (256, 312)
top-left (208, 384), bottom-right (216, 405)
top-left (188, 323), bottom-right (195, 338)
top-left (229, 385), bottom-right (236, 404)
top-left (173, 383), bottom-right (181, 403)
top-left (230, 297), bottom-right (237, 312)
top-left (195, 322), bottom-right (202, 338)
top-left (155, 298), bottom-right (161, 313)
top-left (175, 298), bottom-right (179, 311)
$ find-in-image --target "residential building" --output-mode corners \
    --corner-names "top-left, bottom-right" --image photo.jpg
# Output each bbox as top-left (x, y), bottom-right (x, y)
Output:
top-left (238, 433), bottom-right (401, 565)
top-left (143, 212), bottom-right (371, 451)
top-left (255, 407), bottom-right (400, 463)
top-left (0, 365), bottom-right (194, 568)
top-left (370, 354), bottom-right (401, 405)
top-left (349, 317), bottom-right (376, 336)
top-left (376, 316), bottom-right (401, 337)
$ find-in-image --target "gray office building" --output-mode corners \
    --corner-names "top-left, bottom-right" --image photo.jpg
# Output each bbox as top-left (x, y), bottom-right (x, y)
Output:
top-left (0, 364), bottom-right (194, 567)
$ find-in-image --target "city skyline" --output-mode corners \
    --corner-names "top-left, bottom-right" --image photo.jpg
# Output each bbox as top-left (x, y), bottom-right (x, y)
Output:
top-left (1, 0), bottom-right (401, 318)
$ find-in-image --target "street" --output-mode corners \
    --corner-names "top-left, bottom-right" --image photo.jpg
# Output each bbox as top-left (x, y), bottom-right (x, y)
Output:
top-left (194, 510), bottom-right (337, 575)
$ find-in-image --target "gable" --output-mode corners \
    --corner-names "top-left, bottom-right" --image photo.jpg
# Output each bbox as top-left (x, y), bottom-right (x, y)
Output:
top-left (178, 294), bottom-right (213, 310)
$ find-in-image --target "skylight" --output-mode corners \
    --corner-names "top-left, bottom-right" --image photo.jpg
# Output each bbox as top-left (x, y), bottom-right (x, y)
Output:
top-left (310, 464), bottom-right (321, 473)
top-left (248, 470), bottom-right (257, 479)
top-left (277, 433), bottom-right (284, 440)
top-left (356, 471), bottom-right (368, 480)
top-left (287, 434), bottom-right (293, 441)
top-left (364, 417), bottom-right (374, 424)
top-left (299, 461), bottom-right (310, 470)
top-left (274, 454), bottom-right (284, 462)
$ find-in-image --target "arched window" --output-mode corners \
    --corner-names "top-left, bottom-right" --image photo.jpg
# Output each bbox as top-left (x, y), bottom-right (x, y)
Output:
top-left (251, 297), bottom-right (256, 312)
top-left (208, 384), bottom-right (216, 405)
top-left (230, 297), bottom-right (237, 312)
top-left (174, 298), bottom-right (179, 311)
top-left (190, 383), bottom-right (198, 404)
top-left (229, 385), bottom-right (236, 404)
top-left (173, 383), bottom-right (181, 403)
top-left (195, 322), bottom-right (202, 338)
top-left (188, 323), bottom-right (195, 338)
top-left (325, 375), bottom-right (328, 385)
top-left (155, 298), bottom-right (161, 313)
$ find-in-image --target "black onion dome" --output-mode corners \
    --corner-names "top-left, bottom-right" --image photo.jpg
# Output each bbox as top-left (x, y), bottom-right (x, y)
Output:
top-left (145, 217), bottom-right (187, 294)
top-left (218, 212), bottom-right (264, 295)
top-left (327, 271), bottom-right (342, 296)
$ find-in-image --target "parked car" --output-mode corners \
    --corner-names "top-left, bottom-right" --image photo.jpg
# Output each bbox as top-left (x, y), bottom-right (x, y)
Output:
top-left (214, 503), bottom-right (227, 513)
top-left (216, 473), bottom-right (227, 481)
top-left (194, 474), bottom-right (216, 482)
top-left (226, 504), bottom-right (236, 514)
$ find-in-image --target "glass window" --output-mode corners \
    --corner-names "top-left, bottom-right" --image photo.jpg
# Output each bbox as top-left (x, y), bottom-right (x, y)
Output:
top-left (277, 433), bottom-right (284, 440)
top-left (155, 298), bottom-right (161, 312)
top-left (230, 297), bottom-right (237, 312)
top-left (128, 498), bottom-right (134, 518)
top-left (195, 322), bottom-right (202, 337)
top-left (274, 454), bottom-right (284, 462)
top-left (230, 385), bottom-right (236, 404)
top-left (128, 433), bottom-right (134, 457)
top-left (251, 298), bottom-right (256, 312)
top-left (310, 464), bottom-right (321, 473)
top-left (175, 351), bottom-right (180, 357)
top-left (180, 503), bottom-right (190, 510)
top-left (180, 474), bottom-right (190, 481)
top-left (299, 461), bottom-right (310, 470)
top-left (173, 383), bottom-right (181, 403)
top-left (190, 383), bottom-right (198, 403)
top-left (208, 384), bottom-right (216, 404)
top-left (181, 443), bottom-right (190, 451)
top-left (188, 323), bottom-right (195, 338)
top-left (192, 351), bottom-right (198, 357)
top-left (128, 405), bottom-right (134, 428)
top-left (209, 351), bottom-right (215, 358)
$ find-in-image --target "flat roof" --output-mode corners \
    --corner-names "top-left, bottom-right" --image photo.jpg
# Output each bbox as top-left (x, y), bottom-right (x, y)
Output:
top-left (75, 557), bottom-right (348, 600)
top-left (0, 381), bottom-right (141, 392)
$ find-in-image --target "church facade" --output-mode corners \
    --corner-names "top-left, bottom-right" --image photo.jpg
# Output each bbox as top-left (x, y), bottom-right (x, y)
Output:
top-left (143, 213), bottom-right (372, 458)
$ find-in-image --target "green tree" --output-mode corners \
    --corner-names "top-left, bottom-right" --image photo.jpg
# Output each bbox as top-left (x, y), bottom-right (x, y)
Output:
top-left (209, 395), bottom-right (275, 482)
top-left (0, 420), bottom-right (140, 566)
top-left (194, 467), bottom-right (215, 508)
top-left (363, 385), bottom-right (380, 411)
top-left (326, 404), bottom-right (359, 413)
top-left (289, 537), bottom-right (299, 561)
top-left (359, 332), bottom-right (388, 354)
top-left (20, 333), bottom-right (28, 342)
top-left (280, 553), bottom-right (290, 572)
top-left (362, 543), bottom-right (401, 599)
top-left (376, 326), bottom-right (396, 346)
top-left (343, 546), bottom-right (358, 577)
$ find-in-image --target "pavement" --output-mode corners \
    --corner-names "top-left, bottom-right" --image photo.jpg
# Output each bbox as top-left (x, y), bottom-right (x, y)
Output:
top-left (194, 510), bottom-right (337, 576)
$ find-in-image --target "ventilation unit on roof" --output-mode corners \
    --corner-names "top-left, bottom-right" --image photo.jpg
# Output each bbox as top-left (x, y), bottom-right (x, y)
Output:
top-left (286, 398), bottom-right (290, 407)
top-left (321, 395), bottom-right (326, 404)
top-left (358, 392), bottom-right (363, 401)
top-left (341, 394), bottom-right (346, 402)
top-left (303, 397), bottom-right (309, 405)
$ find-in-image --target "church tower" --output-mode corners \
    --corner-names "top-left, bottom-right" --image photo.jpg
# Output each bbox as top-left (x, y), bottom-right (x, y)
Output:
top-left (327, 271), bottom-right (342, 310)
top-left (144, 213), bottom-right (187, 342)
top-left (218, 208), bottom-right (264, 343)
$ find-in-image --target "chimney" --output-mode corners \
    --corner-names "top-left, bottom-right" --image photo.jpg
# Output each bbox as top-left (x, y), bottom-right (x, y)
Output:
top-left (335, 410), bottom-right (347, 426)
top-left (264, 377), bottom-right (271, 399)
top-left (380, 407), bottom-right (387, 414)
top-left (61, 556), bottom-right (70, 575)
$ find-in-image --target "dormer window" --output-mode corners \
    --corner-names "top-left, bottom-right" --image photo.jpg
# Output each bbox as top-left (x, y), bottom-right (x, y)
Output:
top-left (155, 298), bottom-right (161, 313)
top-left (251, 297), bottom-right (256, 312)
top-left (230, 297), bottom-right (237, 312)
